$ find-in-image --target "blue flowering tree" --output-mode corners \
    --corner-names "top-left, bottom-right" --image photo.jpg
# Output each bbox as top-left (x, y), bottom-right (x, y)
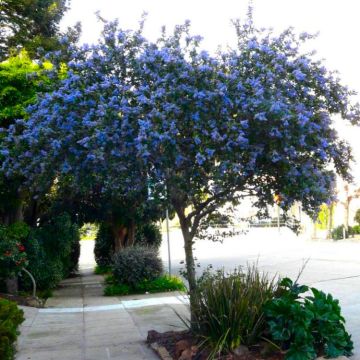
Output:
top-left (1, 21), bottom-right (161, 250)
top-left (134, 21), bottom-right (359, 306)
top-left (2, 18), bottom-right (359, 314)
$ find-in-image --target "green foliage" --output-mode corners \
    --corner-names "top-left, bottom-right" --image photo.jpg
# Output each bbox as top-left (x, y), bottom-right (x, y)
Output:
top-left (0, 51), bottom-right (51, 127)
top-left (94, 222), bottom-right (162, 269)
top-left (94, 265), bottom-right (112, 275)
top-left (19, 213), bottom-right (80, 290)
top-left (80, 223), bottom-right (98, 241)
top-left (192, 266), bottom-right (278, 357)
top-left (135, 223), bottom-right (162, 249)
top-left (352, 224), bottom-right (360, 234)
top-left (0, 298), bottom-right (24, 360)
top-left (135, 275), bottom-right (186, 293)
top-left (265, 278), bottom-right (353, 360)
top-left (94, 223), bottom-right (114, 268)
top-left (316, 204), bottom-right (331, 230)
top-left (113, 246), bottom-right (163, 288)
top-left (354, 209), bottom-right (360, 225)
top-left (331, 225), bottom-right (353, 240)
top-left (0, 0), bottom-right (79, 60)
top-left (0, 51), bottom-right (52, 224)
top-left (104, 275), bottom-right (185, 296)
top-left (0, 222), bottom-right (29, 277)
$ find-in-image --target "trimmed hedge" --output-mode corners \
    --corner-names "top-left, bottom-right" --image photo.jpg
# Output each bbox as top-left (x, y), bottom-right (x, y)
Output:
top-left (0, 298), bottom-right (24, 360)
top-left (113, 246), bottom-right (163, 287)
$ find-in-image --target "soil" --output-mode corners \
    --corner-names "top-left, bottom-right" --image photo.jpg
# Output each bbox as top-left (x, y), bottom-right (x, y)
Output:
top-left (147, 330), bottom-right (285, 360)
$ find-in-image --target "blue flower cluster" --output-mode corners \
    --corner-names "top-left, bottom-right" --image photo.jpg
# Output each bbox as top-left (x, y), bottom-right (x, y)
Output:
top-left (1, 18), bottom-right (359, 222)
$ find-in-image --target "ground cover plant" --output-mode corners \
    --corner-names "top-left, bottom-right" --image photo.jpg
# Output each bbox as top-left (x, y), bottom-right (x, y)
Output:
top-left (265, 277), bottom-right (353, 360)
top-left (104, 274), bottom-right (185, 296)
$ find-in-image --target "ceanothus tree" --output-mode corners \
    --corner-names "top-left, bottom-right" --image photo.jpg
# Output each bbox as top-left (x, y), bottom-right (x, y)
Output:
top-left (134, 20), bottom-right (359, 309)
top-left (2, 17), bottom-right (359, 316)
top-left (1, 21), bottom-right (155, 249)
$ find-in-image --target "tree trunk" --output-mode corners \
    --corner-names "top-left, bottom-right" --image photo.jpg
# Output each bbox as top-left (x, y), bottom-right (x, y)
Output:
top-left (327, 203), bottom-right (333, 239)
top-left (6, 275), bottom-right (18, 295)
top-left (344, 199), bottom-right (350, 233)
top-left (112, 223), bottom-right (127, 252)
top-left (127, 219), bottom-right (136, 247)
top-left (178, 212), bottom-right (197, 325)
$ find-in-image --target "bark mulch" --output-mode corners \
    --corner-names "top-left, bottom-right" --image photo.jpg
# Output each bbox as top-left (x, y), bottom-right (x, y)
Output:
top-left (147, 329), bottom-right (285, 360)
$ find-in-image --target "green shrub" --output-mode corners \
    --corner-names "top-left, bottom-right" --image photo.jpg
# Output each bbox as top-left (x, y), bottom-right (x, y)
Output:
top-left (192, 266), bottom-right (278, 357)
top-left (265, 278), bottom-right (353, 360)
top-left (113, 246), bottom-right (163, 287)
top-left (135, 275), bottom-right (186, 293)
top-left (19, 213), bottom-right (80, 291)
top-left (94, 222), bottom-right (162, 269)
top-left (354, 209), bottom-right (360, 225)
top-left (94, 265), bottom-right (112, 275)
top-left (0, 298), bottom-right (24, 360)
top-left (69, 237), bottom-right (80, 273)
top-left (104, 275), bottom-right (185, 296)
top-left (352, 224), bottom-right (360, 234)
top-left (94, 223), bottom-right (114, 267)
top-left (0, 222), bottom-right (29, 278)
top-left (104, 283), bottom-right (131, 296)
top-left (331, 225), bottom-right (354, 240)
top-left (135, 223), bottom-right (162, 248)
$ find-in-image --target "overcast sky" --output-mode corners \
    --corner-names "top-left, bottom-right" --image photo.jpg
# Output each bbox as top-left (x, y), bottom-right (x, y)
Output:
top-left (60, 0), bottom-right (360, 183)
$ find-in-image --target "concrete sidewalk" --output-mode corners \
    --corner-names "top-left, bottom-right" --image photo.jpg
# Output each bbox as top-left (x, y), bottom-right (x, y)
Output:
top-left (16, 269), bottom-right (188, 360)
top-left (16, 235), bottom-right (360, 360)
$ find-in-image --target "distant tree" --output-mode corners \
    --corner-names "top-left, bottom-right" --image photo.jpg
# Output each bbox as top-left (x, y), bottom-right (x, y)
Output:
top-left (2, 17), bottom-right (359, 320)
top-left (340, 183), bottom-right (360, 231)
top-left (0, 0), bottom-right (80, 60)
top-left (133, 21), bottom-right (359, 314)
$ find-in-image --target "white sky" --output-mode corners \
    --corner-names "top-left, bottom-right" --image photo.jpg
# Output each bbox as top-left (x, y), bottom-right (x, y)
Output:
top-left (61, 0), bottom-right (360, 183)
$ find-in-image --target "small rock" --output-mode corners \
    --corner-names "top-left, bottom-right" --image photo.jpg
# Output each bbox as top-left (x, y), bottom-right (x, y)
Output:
top-left (175, 339), bottom-right (191, 359)
top-left (178, 345), bottom-right (198, 360)
top-left (233, 345), bottom-right (250, 359)
top-left (147, 330), bottom-right (160, 343)
top-left (26, 296), bottom-right (44, 308)
top-left (150, 342), bottom-right (173, 360)
top-left (179, 348), bottom-right (192, 360)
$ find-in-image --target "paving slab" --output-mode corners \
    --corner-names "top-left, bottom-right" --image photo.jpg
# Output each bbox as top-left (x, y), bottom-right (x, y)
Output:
top-left (16, 242), bottom-right (167, 360)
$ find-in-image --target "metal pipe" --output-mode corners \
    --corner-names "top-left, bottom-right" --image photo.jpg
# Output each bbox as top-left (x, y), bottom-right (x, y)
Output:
top-left (166, 208), bottom-right (171, 275)
top-left (22, 267), bottom-right (36, 298)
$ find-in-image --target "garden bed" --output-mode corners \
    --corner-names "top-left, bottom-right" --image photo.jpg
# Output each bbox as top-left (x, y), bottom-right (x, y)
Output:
top-left (0, 293), bottom-right (44, 307)
top-left (147, 329), bottom-right (285, 360)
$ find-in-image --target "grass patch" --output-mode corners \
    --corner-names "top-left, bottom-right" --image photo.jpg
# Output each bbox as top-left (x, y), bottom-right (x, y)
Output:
top-left (94, 265), bottom-right (112, 275)
top-left (104, 274), bottom-right (186, 296)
